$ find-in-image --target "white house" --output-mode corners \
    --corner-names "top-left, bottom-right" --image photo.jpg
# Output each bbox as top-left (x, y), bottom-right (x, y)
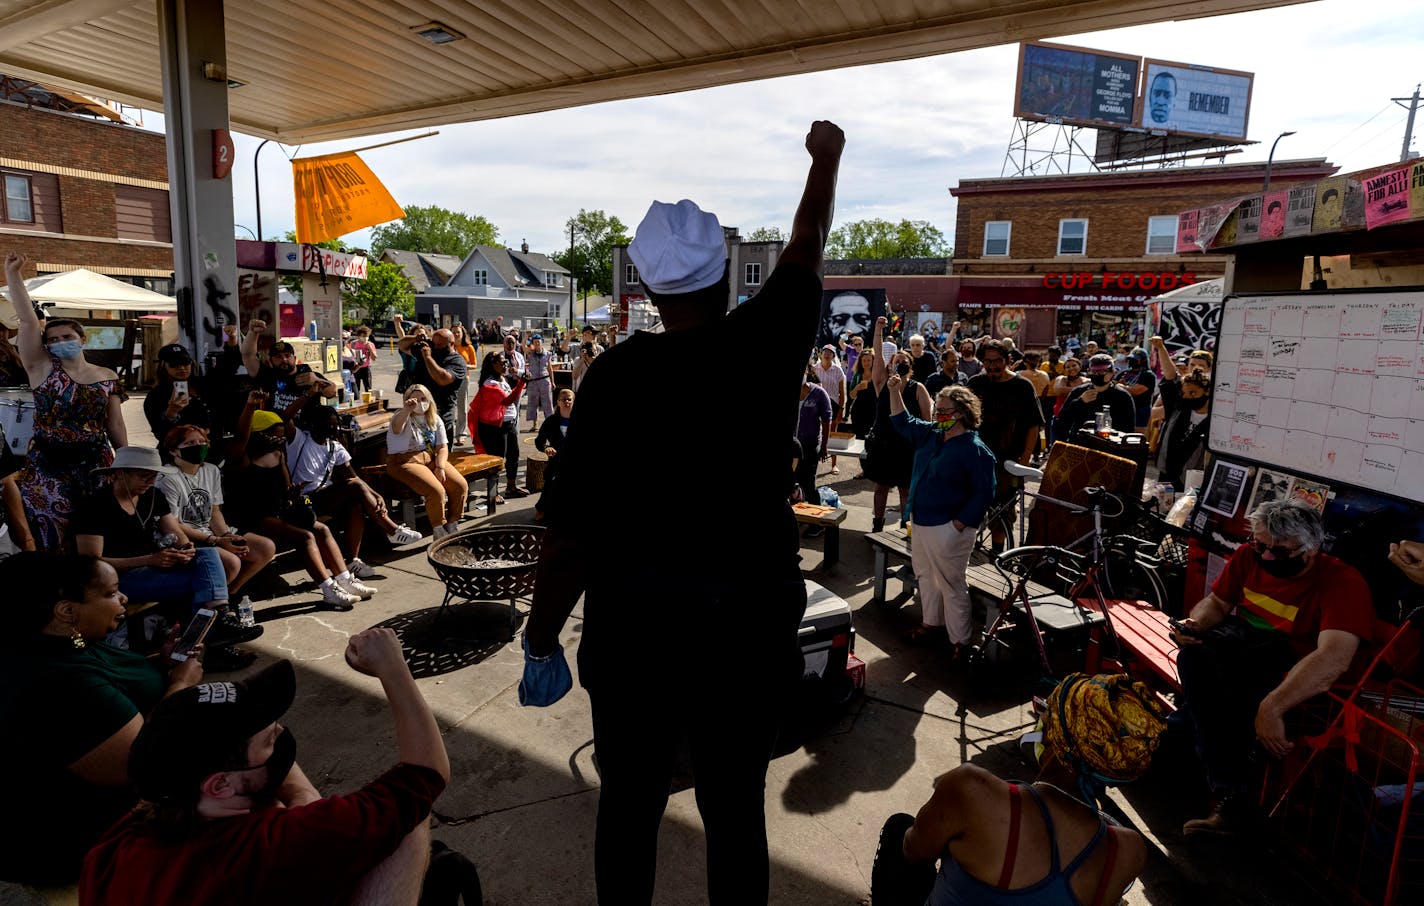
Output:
top-left (417, 241), bottom-right (572, 328)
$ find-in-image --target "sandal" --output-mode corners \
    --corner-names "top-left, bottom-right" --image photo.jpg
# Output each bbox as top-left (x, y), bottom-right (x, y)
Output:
top-left (492, 494), bottom-right (506, 505)
top-left (505, 486), bottom-right (530, 498)
top-left (831, 467), bottom-right (841, 475)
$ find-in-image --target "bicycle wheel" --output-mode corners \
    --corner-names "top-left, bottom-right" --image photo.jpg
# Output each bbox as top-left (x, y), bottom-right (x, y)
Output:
top-left (1099, 539), bottom-right (1168, 611)
top-left (974, 500), bottom-right (1015, 557)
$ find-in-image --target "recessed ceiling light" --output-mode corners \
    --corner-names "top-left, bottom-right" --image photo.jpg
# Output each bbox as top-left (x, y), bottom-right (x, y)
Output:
top-left (413, 22), bottom-right (464, 45)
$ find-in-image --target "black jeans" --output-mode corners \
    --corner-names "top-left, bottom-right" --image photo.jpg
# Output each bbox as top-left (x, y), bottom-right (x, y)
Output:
top-left (794, 439), bottom-right (821, 504)
top-left (1177, 617), bottom-right (1298, 797)
top-left (478, 419), bottom-right (519, 487)
top-left (587, 671), bottom-right (791, 905)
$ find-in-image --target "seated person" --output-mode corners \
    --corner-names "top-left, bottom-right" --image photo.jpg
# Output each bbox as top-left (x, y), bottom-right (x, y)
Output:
top-left (71, 446), bottom-right (260, 656)
top-left (144, 343), bottom-right (216, 442)
top-left (0, 551), bottom-right (203, 884)
top-left (873, 764), bottom-right (1146, 906)
top-left (157, 425), bottom-right (277, 597)
top-left (287, 402), bottom-right (423, 556)
top-left (221, 395), bottom-right (374, 610)
top-left (385, 383), bottom-right (468, 540)
top-left (1053, 353), bottom-right (1135, 438)
top-left (1172, 500), bottom-right (1374, 835)
top-left (80, 632), bottom-right (450, 906)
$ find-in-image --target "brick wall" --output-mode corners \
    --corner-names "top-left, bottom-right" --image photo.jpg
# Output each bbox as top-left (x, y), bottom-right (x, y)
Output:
top-left (952, 161), bottom-right (1340, 272)
top-left (0, 102), bottom-right (172, 285)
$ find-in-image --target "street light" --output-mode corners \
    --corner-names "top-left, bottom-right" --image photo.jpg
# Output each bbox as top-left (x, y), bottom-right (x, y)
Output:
top-left (234, 224), bottom-right (256, 240)
top-left (1263, 130), bottom-right (1296, 192)
top-left (253, 139), bottom-right (273, 239)
top-left (568, 223), bottom-right (583, 327)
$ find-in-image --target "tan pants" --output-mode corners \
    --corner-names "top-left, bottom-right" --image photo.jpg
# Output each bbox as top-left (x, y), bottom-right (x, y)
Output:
top-left (386, 450), bottom-right (468, 526)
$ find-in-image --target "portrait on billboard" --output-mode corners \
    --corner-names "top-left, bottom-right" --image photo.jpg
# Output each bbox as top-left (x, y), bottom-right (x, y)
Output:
top-left (817, 288), bottom-right (887, 349)
top-left (1014, 42), bottom-right (1139, 128)
top-left (1137, 59), bottom-right (1253, 140)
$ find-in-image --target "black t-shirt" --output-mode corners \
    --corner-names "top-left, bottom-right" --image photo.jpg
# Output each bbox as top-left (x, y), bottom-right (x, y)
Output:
top-left (543, 262), bottom-right (820, 686)
top-left (924, 369), bottom-right (967, 397)
top-left (143, 375), bottom-right (215, 440)
top-left (967, 373), bottom-right (1043, 462)
top-left (910, 351), bottom-right (937, 383)
top-left (1055, 383), bottom-right (1137, 436)
top-left (71, 487), bottom-right (171, 558)
top-left (254, 363), bottom-right (314, 415)
top-left (407, 347), bottom-right (467, 425)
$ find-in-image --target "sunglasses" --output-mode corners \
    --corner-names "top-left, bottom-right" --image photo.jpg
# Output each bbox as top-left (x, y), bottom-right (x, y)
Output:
top-left (1249, 538), bottom-right (1304, 560)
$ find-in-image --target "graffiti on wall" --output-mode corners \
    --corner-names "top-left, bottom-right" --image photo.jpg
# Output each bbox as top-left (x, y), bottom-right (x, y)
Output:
top-left (1157, 298), bottom-right (1222, 358)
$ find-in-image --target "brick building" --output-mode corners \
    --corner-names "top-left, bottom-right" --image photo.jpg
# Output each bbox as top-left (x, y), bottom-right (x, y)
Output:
top-left (948, 158), bottom-right (1338, 350)
top-left (611, 226), bottom-right (782, 329)
top-left (0, 92), bottom-right (173, 292)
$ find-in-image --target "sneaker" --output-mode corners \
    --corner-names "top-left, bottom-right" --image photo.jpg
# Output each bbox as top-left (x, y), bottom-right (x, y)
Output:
top-left (321, 582), bottom-right (361, 611)
top-left (804, 524), bottom-right (826, 538)
top-left (337, 575), bottom-right (378, 599)
top-left (348, 557), bottom-right (377, 579)
top-left (208, 613), bottom-right (264, 648)
top-left (387, 524), bottom-right (422, 545)
top-left (204, 646), bottom-right (258, 673)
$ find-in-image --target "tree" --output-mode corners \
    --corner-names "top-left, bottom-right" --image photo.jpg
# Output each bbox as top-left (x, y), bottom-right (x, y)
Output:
top-left (746, 226), bottom-right (787, 242)
top-left (550, 209), bottom-right (631, 299)
top-left (825, 219), bottom-right (951, 259)
top-left (369, 205), bottom-right (500, 259)
top-left (343, 260), bottom-right (414, 322)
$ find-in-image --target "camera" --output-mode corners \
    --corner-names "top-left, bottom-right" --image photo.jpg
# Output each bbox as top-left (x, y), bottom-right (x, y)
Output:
top-left (895, 362), bottom-right (911, 378)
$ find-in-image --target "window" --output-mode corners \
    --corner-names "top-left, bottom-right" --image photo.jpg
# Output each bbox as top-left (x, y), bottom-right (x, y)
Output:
top-left (983, 220), bottom-right (1011, 256)
top-left (1057, 219), bottom-right (1088, 256)
top-left (2, 174), bottom-right (33, 223)
top-left (471, 269), bottom-right (488, 285)
top-left (544, 270), bottom-right (561, 288)
top-left (625, 263), bottom-right (640, 285)
top-left (745, 262), bottom-right (761, 285)
top-left (1145, 215), bottom-right (1177, 255)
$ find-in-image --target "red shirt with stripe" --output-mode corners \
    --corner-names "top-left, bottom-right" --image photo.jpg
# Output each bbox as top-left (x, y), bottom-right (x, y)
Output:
top-left (1211, 546), bottom-right (1374, 657)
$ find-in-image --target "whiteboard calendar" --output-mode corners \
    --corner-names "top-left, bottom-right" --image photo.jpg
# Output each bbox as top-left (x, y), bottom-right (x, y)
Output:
top-left (1210, 291), bottom-right (1424, 504)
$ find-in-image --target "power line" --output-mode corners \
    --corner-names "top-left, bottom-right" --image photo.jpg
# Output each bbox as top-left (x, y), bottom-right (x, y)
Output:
top-left (1320, 101), bottom-right (1393, 154)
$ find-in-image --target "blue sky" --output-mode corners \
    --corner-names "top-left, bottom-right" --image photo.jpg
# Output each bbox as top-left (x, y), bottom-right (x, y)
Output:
top-left (204, 0), bottom-right (1418, 257)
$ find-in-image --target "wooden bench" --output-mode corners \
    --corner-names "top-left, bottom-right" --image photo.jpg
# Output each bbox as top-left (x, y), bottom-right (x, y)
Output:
top-left (1079, 596), bottom-right (1181, 699)
top-left (793, 502), bottom-right (849, 568)
top-left (867, 528), bottom-right (916, 603)
top-left (360, 452), bottom-right (505, 529)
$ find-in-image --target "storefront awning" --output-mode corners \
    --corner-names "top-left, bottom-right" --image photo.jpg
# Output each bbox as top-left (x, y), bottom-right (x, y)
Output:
top-left (955, 275), bottom-right (1216, 310)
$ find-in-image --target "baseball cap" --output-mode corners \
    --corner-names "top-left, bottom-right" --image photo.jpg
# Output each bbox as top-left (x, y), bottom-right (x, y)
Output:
top-left (129, 659), bottom-right (296, 804)
top-left (270, 340), bottom-right (296, 356)
top-left (250, 410), bottom-right (283, 433)
top-left (157, 343), bottom-right (192, 365)
top-left (1087, 353), bottom-right (1116, 371)
top-left (628, 199), bottom-right (727, 295)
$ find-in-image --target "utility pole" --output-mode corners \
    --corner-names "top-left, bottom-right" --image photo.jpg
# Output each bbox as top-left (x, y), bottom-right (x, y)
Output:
top-left (1394, 84), bottom-right (1421, 162)
top-left (568, 223), bottom-right (577, 328)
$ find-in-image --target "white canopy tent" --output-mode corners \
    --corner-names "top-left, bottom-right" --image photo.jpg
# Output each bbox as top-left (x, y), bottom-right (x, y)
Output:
top-left (0, 269), bottom-right (178, 316)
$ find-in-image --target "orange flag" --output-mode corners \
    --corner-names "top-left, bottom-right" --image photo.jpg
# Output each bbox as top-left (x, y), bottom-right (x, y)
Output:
top-left (292, 151), bottom-right (404, 244)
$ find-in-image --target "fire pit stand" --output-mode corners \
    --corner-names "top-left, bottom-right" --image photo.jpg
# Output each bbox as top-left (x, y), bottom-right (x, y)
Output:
top-left (426, 524), bottom-right (545, 641)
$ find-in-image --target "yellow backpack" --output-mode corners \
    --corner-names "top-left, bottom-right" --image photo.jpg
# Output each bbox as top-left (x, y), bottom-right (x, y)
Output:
top-left (1043, 673), bottom-right (1168, 785)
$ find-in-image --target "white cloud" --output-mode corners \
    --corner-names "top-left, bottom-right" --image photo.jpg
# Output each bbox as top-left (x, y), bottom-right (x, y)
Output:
top-left (217, 0), bottom-right (1418, 256)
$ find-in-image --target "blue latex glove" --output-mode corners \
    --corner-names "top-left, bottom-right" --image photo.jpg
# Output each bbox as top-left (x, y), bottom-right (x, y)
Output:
top-left (518, 633), bottom-right (573, 707)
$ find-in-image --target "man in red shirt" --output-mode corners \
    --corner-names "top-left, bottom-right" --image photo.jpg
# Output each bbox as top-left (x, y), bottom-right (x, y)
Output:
top-left (80, 629), bottom-right (450, 905)
top-left (1171, 500), bottom-right (1373, 836)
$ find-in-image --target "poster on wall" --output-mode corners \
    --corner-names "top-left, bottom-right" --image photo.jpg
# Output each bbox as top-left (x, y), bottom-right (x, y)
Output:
top-left (1158, 296), bottom-right (1223, 359)
top-left (994, 307), bottom-right (1027, 339)
top-left (817, 287), bottom-right (886, 349)
top-left (1363, 166), bottom-right (1413, 229)
top-left (1201, 459), bottom-right (1250, 517)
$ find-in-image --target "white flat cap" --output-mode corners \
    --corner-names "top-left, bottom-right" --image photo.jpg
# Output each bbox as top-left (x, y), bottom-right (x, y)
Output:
top-left (628, 199), bottom-right (727, 295)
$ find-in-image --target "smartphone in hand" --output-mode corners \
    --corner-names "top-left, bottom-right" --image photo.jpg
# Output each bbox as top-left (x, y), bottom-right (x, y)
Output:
top-left (173, 380), bottom-right (188, 398)
top-left (170, 608), bottom-right (217, 662)
top-left (1168, 618), bottom-right (1200, 638)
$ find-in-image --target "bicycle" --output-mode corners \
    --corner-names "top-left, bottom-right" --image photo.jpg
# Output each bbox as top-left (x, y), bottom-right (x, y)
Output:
top-left (972, 459), bottom-right (1048, 558)
top-left (970, 486), bottom-right (1134, 679)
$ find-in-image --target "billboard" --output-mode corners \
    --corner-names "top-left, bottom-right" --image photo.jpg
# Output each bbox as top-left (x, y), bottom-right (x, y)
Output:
top-left (1137, 59), bottom-right (1253, 140)
top-left (1013, 42), bottom-right (1139, 129)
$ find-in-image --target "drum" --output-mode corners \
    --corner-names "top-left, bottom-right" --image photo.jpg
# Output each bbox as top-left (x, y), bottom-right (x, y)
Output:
top-left (0, 388), bottom-right (35, 455)
top-left (525, 455), bottom-right (547, 491)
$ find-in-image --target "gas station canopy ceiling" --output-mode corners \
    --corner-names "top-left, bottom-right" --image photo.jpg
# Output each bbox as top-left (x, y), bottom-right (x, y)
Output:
top-left (0, 0), bottom-right (1309, 144)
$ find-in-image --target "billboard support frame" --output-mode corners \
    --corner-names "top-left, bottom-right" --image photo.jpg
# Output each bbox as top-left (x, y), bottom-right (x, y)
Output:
top-left (1001, 118), bottom-right (1102, 178)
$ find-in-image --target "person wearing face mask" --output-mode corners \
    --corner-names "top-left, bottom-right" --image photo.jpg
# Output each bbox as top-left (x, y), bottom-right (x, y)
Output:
top-left (386, 384), bottom-right (468, 539)
top-left (397, 327), bottom-right (467, 442)
top-left (222, 395), bottom-right (371, 610)
top-left (1149, 336), bottom-right (1211, 491)
top-left (534, 388), bottom-right (576, 520)
top-left (888, 381), bottom-right (996, 654)
top-left (5, 252), bottom-right (128, 551)
top-left (70, 446), bottom-right (262, 659)
top-left (157, 425), bottom-right (277, 596)
top-left (1112, 348), bottom-right (1156, 432)
top-left (144, 343), bottom-right (217, 443)
top-left (1170, 501), bottom-right (1374, 837)
top-left (967, 339), bottom-right (1043, 552)
top-left (240, 324), bottom-right (337, 415)
top-left (80, 632), bottom-right (452, 906)
top-left (523, 333), bottom-right (555, 429)
top-left (471, 350), bottom-right (529, 502)
top-left (1053, 354), bottom-right (1136, 440)
top-left (0, 552), bottom-right (205, 885)
top-left (865, 316), bottom-right (931, 534)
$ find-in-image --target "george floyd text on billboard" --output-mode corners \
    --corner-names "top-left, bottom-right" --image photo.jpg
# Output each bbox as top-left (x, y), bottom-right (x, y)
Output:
top-left (1137, 59), bottom-right (1253, 140)
top-left (1013, 42), bottom-right (1140, 129)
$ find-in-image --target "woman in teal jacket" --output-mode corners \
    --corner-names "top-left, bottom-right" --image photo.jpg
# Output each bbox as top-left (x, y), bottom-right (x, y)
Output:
top-left (889, 377), bottom-right (997, 656)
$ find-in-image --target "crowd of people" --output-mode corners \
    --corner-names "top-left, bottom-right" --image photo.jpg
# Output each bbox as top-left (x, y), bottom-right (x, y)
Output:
top-left (2, 114), bottom-right (1423, 906)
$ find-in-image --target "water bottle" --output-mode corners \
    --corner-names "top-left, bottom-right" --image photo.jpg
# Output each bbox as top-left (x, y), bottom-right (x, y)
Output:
top-left (818, 486), bottom-right (840, 508)
top-left (237, 595), bottom-right (255, 629)
top-left (342, 368), bottom-right (355, 397)
top-left (308, 320), bottom-right (319, 340)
